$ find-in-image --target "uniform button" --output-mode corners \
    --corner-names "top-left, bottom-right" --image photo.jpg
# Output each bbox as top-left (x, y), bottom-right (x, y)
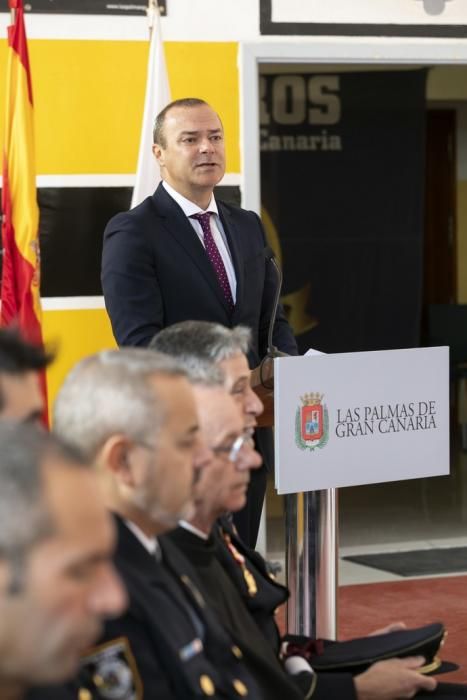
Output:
top-left (233, 678), bottom-right (248, 696)
top-left (79, 691), bottom-right (92, 700)
top-left (199, 674), bottom-right (215, 696)
top-left (231, 645), bottom-right (243, 659)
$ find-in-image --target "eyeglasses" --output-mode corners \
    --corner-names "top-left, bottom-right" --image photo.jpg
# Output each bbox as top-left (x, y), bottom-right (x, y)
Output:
top-left (212, 427), bottom-right (255, 463)
top-left (133, 427), bottom-right (256, 464)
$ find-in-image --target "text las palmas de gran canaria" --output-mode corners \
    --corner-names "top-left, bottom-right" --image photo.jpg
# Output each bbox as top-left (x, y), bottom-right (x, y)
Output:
top-left (335, 401), bottom-right (437, 438)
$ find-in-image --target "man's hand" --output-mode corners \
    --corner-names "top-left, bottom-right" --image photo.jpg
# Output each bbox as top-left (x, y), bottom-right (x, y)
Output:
top-left (354, 656), bottom-right (437, 700)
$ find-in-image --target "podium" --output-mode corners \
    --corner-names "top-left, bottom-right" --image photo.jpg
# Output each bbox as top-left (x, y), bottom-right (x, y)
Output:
top-left (251, 357), bottom-right (338, 639)
top-left (252, 347), bottom-right (450, 640)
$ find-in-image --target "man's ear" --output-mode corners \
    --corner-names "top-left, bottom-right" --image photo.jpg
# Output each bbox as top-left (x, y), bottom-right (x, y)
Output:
top-left (152, 143), bottom-right (164, 166)
top-left (99, 435), bottom-right (135, 487)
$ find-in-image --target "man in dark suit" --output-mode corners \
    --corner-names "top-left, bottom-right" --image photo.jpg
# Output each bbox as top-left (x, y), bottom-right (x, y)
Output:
top-left (101, 97), bottom-right (298, 548)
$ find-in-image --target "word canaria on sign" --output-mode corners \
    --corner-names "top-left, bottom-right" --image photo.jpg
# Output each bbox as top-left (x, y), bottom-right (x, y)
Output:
top-left (335, 401), bottom-right (437, 438)
top-left (260, 128), bottom-right (342, 152)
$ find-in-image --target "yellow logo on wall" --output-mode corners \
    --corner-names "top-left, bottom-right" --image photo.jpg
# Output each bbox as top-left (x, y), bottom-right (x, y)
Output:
top-left (261, 207), bottom-right (318, 337)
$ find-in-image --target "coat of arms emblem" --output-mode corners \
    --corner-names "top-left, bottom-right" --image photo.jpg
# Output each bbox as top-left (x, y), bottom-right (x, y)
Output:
top-left (295, 392), bottom-right (329, 451)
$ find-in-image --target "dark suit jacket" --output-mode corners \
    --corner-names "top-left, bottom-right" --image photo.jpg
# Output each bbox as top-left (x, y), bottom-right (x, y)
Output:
top-left (101, 183), bottom-right (298, 365)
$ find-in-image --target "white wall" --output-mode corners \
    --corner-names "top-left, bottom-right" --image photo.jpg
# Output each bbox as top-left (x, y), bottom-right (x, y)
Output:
top-left (271, 0), bottom-right (467, 26)
top-left (0, 1), bottom-right (260, 41)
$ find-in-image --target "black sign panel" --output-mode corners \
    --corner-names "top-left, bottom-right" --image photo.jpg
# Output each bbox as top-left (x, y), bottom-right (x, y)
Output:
top-left (0, 184), bottom-right (240, 297)
top-left (0, 0), bottom-right (166, 15)
top-left (260, 70), bottom-right (427, 354)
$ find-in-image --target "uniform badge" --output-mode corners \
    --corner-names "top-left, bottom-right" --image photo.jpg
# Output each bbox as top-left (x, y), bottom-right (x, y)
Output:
top-left (295, 392), bottom-right (329, 451)
top-left (80, 637), bottom-right (143, 700)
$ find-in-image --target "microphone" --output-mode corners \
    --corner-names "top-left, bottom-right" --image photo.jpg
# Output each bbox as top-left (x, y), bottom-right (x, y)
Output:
top-left (264, 245), bottom-right (289, 359)
top-left (258, 246), bottom-right (289, 391)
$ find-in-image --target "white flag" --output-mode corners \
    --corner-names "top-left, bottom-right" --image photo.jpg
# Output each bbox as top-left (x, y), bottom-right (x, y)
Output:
top-left (131, 7), bottom-right (171, 208)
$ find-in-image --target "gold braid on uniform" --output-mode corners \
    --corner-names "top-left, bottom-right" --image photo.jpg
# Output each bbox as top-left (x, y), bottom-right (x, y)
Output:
top-left (221, 529), bottom-right (258, 597)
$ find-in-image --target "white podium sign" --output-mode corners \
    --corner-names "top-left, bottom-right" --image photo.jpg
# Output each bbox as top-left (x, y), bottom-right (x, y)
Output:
top-left (274, 347), bottom-right (449, 494)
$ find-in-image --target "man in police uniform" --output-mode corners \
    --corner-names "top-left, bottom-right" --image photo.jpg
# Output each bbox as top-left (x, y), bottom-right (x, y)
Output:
top-left (51, 348), bottom-right (261, 700)
top-left (0, 423), bottom-right (125, 700)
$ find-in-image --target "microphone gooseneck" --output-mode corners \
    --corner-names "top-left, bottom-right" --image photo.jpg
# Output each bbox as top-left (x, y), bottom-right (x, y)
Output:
top-left (259, 246), bottom-right (289, 390)
top-left (264, 246), bottom-right (288, 359)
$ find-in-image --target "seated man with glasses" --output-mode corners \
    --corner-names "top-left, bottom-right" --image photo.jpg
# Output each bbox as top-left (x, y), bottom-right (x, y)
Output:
top-left (160, 365), bottom-right (314, 700)
top-left (155, 323), bottom-right (350, 699)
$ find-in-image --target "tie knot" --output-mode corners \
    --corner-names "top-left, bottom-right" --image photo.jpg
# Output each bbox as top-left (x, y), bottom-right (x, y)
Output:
top-left (190, 212), bottom-right (212, 229)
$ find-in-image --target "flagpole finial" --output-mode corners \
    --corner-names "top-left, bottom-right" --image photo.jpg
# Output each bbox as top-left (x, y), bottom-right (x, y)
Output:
top-left (147, 0), bottom-right (160, 33)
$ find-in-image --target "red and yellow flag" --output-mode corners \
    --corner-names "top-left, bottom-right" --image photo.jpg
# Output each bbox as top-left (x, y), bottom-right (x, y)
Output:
top-left (1, 0), bottom-right (48, 417)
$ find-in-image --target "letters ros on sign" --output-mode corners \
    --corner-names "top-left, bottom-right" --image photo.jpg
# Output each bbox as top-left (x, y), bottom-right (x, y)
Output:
top-left (260, 75), bottom-right (341, 127)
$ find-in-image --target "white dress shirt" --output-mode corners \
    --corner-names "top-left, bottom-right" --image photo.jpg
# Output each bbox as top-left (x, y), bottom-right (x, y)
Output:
top-left (162, 181), bottom-right (237, 303)
top-left (125, 519), bottom-right (161, 561)
top-left (179, 520), bottom-right (209, 541)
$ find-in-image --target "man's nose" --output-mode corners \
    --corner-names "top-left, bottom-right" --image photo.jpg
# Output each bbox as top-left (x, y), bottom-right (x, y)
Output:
top-left (89, 565), bottom-right (128, 618)
top-left (236, 445), bottom-right (262, 472)
top-left (245, 386), bottom-right (264, 419)
top-left (199, 137), bottom-right (214, 153)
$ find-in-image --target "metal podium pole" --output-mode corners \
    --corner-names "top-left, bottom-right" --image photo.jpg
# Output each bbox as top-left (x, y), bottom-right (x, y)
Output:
top-left (285, 489), bottom-right (338, 639)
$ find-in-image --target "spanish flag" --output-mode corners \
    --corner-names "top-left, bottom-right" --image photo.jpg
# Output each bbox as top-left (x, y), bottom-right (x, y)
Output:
top-left (1, 0), bottom-right (48, 418)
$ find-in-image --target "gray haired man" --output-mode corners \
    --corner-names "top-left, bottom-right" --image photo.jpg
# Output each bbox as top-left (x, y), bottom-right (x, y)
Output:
top-left (0, 422), bottom-right (125, 700)
top-left (51, 348), bottom-right (262, 700)
top-left (150, 321), bottom-right (265, 545)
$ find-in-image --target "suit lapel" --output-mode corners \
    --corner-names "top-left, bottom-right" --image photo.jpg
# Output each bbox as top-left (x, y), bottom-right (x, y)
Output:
top-left (218, 202), bottom-right (245, 319)
top-left (114, 515), bottom-right (202, 611)
top-left (152, 185), bottom-right (233, 317)
top-left (113, 514), bottom-right (162, 585)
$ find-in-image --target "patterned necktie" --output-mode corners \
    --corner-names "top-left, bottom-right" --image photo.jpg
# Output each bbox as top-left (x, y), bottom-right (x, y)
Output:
top-left (190, 212), bottom-right (234, 311)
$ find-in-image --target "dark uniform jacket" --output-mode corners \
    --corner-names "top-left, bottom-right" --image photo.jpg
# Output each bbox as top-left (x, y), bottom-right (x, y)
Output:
top-left (165, 517), bottom-right (467, 700)
top-left (23, 516), bottom-right (467, 700)
top-left (26, 516), bottom-right (262, 700)
top-left (164, 521), bottom-right (356, 700)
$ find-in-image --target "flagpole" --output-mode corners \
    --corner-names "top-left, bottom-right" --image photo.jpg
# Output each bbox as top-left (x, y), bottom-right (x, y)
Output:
top-left (147, 0), bottom-right (158, 38)
top-left (131, 0), bottom-right (171, 208)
